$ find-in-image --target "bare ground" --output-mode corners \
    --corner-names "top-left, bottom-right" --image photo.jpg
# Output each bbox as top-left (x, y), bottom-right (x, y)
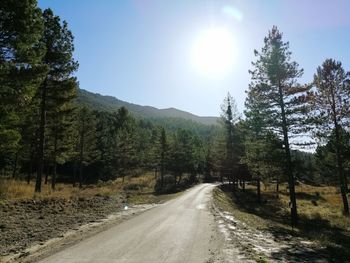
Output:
top-left (2, 183), bottom-right (344, 263)
top-left (24, 184), bottom-right (225, 263)
top-left (0, 194), bottom-right (157, 263)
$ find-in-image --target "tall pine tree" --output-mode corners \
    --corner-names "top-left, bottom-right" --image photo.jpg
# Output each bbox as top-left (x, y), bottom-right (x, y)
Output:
top-left (311, 59), bottom-right (350, 215)
top-left (35, 9), bottom-right (78, 192)
top-left (0, 0), bottom-right (46, 172)
top-left (247, 26), bottom-right (310, 225)
top-left (220, 93), bottom-right (240, 189)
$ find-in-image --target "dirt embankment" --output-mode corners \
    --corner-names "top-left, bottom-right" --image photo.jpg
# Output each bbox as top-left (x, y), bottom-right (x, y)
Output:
top-left (0, 194), bottom-right (131, 261)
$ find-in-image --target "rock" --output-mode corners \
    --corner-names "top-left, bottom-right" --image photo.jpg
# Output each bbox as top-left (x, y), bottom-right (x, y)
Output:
top-left (19, 251), bottom-right (30, 258)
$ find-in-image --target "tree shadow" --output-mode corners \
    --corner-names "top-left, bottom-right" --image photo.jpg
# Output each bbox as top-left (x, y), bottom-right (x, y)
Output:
top-left (219, 184), bottom-right (350, 263)
top-left (294, 191), bottom-right (326, 201)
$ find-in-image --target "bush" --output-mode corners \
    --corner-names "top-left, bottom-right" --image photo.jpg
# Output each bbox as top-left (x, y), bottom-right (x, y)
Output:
top-left (154, 174), bottom-right (177, 194)
top-left (123, 183), bottom-right (146, 191)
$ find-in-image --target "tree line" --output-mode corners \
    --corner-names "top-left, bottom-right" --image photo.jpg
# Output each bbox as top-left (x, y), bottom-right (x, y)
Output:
top-left (0, 0), bottom-right (213, 194)
top-left (218, 26), bottom-right (350, 226)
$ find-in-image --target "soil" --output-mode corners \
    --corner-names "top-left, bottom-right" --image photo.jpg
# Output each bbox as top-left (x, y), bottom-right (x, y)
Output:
top-left (0, 194), bottom-right (157, 263)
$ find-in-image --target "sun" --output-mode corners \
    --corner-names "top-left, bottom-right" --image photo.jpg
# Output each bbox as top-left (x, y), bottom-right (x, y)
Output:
top-left (191, 27), bottom-right (235, 78)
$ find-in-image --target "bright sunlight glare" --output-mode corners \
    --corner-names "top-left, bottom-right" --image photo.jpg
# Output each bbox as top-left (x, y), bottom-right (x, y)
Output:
top-left (191, 27), bottom-right (235, 78)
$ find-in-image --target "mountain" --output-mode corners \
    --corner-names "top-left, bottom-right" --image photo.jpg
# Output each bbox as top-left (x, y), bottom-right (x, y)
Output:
top-left (76, 89), bottom-right (219, 126)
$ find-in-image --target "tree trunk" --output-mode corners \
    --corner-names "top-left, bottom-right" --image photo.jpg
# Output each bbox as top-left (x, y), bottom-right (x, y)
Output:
top-left (51, 132), bottom-right (58, 190)
top-left (278, 84), bottom-right (298, 226)
top-left (257, 177), bottom-right (261, 204)
top-left (330, 85), bottom-right (349, 215)
top-left (72, 160), bottom-right (77, 187)
top-left (334, 125), bottom-right (349, 215)
top-left (160, 148), bottom-right (165, 187)
top-left (276, 173), bottom-right (279, 198)
top-left (160, 166), bottom-right (164, 188)
top-left (44, 164), bottom-right (49, 184)
top-left (12, 152), bottom-right (18, 179)
top-left (27, 155), bottom-right (34, 184)
top-left (79, 118), bottom-right (85, 189)
top-left (79, 161), bottom-right (83, 188)
top-left (177, 173), bottom-right (182, 186)
top-left (35, 81), bottom-right (47, 193)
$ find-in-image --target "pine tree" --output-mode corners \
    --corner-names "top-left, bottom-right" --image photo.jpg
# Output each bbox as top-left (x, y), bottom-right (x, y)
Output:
top-left (159, 127), bottom-right (168, 187)
top-left (311, 59), bottom-right (350, 215)
top-left (0, 0), bottom-right (46, 172)
top-left (76, 107), bottom-right (97, 188)
top-left (94, 111), bottom-right (115, 181)
top-left (247, 26), bottom-right (310, 225)
top-left (113, 107), bottom-right (137, 182)
top-left (35, 9), bottom-right (78, 192)
top-left (220, 93), bottom-right (241, 189)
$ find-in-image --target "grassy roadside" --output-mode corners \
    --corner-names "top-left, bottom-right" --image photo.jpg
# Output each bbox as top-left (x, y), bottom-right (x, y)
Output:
top-left (212, 183), bottom-right (350, 262)
top-left (0, 172), bottom-right (180, 204)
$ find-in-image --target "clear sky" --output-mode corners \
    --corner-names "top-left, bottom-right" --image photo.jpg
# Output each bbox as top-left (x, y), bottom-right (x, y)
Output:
top-left (38, 0), bottom-right (350, 117)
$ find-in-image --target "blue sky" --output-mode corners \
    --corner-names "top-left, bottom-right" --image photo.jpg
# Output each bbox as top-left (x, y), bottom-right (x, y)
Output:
top-left (38, 0), bottom-right (350, 117)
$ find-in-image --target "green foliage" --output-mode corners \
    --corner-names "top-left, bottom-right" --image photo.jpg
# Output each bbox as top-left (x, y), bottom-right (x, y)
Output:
top-left (310, 59), bottom-right (350, 214)
top-left (218, 93), bottom-right (243, 185)
top-left (246, 26), bottom-right (311, 225)
top-left (76, 88), bottom-right (219, 126)
top-left (154, 174), bottom-right (177, 194)
top-left (31, 8), bottom-right (79, 191)
top-left (315, 127), bottom-right (350, 185)
top-left (247, 26), bottom-right (310, 144)
top-left (0, 0), bottom-right (46, 169)
top-left (243, 129), bottom-right (284, 182)
top-left (310, 59), bottom-right (350, 140)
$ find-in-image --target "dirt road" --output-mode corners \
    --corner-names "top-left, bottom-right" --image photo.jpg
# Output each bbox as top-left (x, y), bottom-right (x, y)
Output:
top-left (37, 184), bottom-right (222, 263)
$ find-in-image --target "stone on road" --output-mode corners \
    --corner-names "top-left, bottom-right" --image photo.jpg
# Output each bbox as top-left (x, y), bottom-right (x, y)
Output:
top-left (38, 184), bottom-right (218, 263)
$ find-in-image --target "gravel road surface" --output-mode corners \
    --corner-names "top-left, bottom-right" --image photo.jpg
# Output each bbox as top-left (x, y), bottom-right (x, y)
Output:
top-left (38, 184), bottom-right (221, 263)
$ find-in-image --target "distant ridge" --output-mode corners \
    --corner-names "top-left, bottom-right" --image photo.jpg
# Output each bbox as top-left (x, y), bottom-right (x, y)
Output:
top-left (76, 89), bottom-right (219, 126)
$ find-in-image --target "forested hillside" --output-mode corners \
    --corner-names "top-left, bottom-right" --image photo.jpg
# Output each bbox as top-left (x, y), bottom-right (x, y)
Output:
top-left (77, 88), bottom-right (219, 126)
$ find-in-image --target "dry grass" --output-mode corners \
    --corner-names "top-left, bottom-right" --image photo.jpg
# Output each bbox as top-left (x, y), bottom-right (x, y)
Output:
top-left (0, 172), bottom-right (158, 202)
top-left (264, 182), bottom-right (350, 231)
top-left (214, 182), bottom-right (350, 262)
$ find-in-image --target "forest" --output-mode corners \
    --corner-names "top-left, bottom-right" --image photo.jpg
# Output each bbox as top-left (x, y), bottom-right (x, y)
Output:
top-left (1, 0), bottom-right (350, 231)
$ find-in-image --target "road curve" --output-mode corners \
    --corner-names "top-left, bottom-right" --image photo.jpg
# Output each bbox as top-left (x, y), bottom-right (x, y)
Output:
top-left (38, 183), bottom-right (218, 263)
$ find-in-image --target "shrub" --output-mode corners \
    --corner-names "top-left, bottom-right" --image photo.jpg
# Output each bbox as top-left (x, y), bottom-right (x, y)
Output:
top-left (123, 183), bottom-right (146, 191)
top-left (154, 174), bottom-right (177, 194)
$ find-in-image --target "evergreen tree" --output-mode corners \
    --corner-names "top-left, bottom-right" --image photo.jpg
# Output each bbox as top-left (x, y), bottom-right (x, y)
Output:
top-left (311, 59), bottom-right (350, 214)
top-left (168, 129), bottom-right (195, 185)
top-left (159, 127), bottom-right (168, 187)
top-left (94, 111), bottom-right (115, 181)
top-left (35, 9), bottom-right (78, 192)
top-left (76, 107), bottom-right (97, 187)
top-left (247, 26), bottom-right (310, 225)
top-left (0, 0), bottom-right (46, 172)
top-left (113, 107), bottom-right (137, 182)
top-left (220, 93), bottom-right (241, 188)
top-left (203, 142), bottom-right (215, 182)
top-left (243, 129), bottom-right (284, 202)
